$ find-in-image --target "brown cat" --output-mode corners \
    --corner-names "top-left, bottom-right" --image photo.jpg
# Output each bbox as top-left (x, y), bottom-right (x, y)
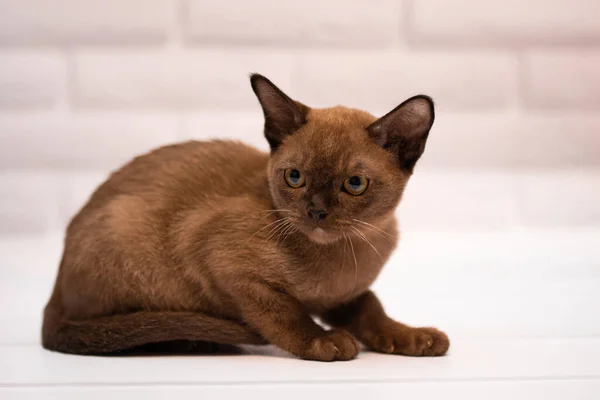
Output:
top-left (41, 74), bottom-right (449, 361)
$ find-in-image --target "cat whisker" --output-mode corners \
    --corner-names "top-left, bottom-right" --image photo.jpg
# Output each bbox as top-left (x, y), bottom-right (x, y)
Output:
top-left (245, 217), bottom-right (288, 246)
top-left (254, 209), bottom-right (296, 220)
top-left (258, 218), bottom-right (292, 251)
top-left (350, 226), bottom-right (383, 260)
top-left (351, 219), bottom-right (395, 236)
top-left (351, 219), bottom-right (396, 242)
top-left (267, 217), bottom-right (298, 245)
top-left (343, 232), bottom-right (358, 302)
top-left (339, 228), bottom-right (347, 278)
top-left (242, 345), bottom-right (257, 356)
top-left (265, 218), bottom-right (292, 243)
top-left (337, 229), bottom-right (348, 295)
top-left (281, 225), bottom-right (298, 244)
top-left (250, 209), bottom-right (294, 215)
top-left (277, 221), bottom-right (297, 245)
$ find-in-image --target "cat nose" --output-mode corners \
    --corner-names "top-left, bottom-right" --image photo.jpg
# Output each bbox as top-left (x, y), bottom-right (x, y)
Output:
top-left (307, 209), bottom-right (329, 221)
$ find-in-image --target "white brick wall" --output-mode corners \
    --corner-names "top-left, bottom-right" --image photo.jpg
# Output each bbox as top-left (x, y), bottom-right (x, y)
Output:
top-left (0, 51), bottom-right (65, 108)
top-left (184, 0), bottom-right (402, 47)
top-left (411, 0), bottom-right (600, 45)
top-left (74, 50), bottom-right (294, 109)
top-left (0, 113), bottom-right (179, 169)
top-left (294, 51), bottom-right (518, 110)
top-left (0, 0), bottom-right (599, 235)
top-left (524, 50), bottom-right (600, 109)
top-left (0, 172), bottom-right (60, 235)
top-left (0, 0), bottom-right (169, 44)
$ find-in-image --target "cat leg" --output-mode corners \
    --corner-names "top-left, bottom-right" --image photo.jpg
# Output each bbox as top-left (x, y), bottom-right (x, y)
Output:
top-left (322, 290), bottom-right (449, 357)
top-left (233, 280), bottom-right (360, 361)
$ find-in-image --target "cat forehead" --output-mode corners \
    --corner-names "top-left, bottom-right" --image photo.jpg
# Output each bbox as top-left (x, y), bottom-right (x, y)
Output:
top-left (307, 106), bottom-right (377, 129)
top-left (271, 106), bottom-right (389, 172)
top-left (293, 106), bottom-right (378, 151)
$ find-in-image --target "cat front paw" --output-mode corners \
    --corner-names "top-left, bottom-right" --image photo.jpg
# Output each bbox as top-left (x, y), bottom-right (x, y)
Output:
top-left (367, 325), bottom-right (449, 357)
top-left (302, 329), bottom-right (361, 362)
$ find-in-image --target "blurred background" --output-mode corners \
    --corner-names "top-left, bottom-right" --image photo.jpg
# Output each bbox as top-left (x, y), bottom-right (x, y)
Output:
top-left (0, 0), bottom-right (599, 347)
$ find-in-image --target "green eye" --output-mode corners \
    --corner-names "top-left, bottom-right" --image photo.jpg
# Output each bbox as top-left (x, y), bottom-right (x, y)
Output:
top-left (343, 176), bottom-right (368, 195)
top-left (284, 169), bottom-right (305, 188)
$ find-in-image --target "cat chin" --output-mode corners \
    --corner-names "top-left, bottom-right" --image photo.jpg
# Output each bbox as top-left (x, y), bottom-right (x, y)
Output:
top-left (305, 227), bottom-right (341, 245)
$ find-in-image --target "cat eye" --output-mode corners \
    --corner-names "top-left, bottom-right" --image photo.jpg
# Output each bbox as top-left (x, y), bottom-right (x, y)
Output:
top-left (343, 176), bottom-right (369, 196)
top-left (284, 169), bottom-right (306, 188)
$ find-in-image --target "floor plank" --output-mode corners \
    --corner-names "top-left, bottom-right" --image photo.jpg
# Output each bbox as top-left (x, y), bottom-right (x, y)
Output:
top-left (2, 380), bottom-right (600, 400)
top-left (2, 339), bottom-right (600, 386)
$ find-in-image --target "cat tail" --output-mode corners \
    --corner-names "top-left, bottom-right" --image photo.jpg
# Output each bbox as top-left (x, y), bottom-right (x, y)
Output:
top-left (42, 304), bottom-right (265, 355)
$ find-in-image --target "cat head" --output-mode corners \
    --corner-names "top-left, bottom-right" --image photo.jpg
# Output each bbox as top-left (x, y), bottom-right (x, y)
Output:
top-left (251, 74), bottom-right (434, 244)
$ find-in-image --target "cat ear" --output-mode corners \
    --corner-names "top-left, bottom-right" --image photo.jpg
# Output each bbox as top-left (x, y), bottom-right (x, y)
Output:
top-left (367, 95), bottom-right (435, 172)
top-left (250, 73), bottom-right (309, 151)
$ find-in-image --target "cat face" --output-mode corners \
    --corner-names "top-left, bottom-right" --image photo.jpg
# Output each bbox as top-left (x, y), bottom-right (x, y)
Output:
top-left (267, 108), bottom-right (408, 244)
top-left (251, 74), bottom-right (434, 244)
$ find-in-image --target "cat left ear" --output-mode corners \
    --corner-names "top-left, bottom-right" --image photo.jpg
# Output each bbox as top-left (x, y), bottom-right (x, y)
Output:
top-left (367, 95), bottom-right (435, 172)
top-left (250, 73), bottom-right (309, 151)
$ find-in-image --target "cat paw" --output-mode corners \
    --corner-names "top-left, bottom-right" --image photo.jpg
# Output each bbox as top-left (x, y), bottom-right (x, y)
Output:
top-left (302, 329), bottom-right (361, 361)
top-left (368, 326), bottom-right (449, 357)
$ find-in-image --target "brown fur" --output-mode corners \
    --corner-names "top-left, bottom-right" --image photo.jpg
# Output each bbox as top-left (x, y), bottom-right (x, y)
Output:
top-left (42, 74), bottom-right (449, 361)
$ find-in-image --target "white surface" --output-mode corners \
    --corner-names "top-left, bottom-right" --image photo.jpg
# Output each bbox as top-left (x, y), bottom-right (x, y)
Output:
top-left (3, 339), bottom-right (600, 385)
top-left (3, 382), bottom-right (600, 400)
top-left (1, 230), bottom-right (600, 398)
top-left (1, 340), bottom-right (599, 399)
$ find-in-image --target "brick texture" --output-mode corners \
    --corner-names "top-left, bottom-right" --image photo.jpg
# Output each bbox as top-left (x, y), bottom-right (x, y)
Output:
top-left (0, 0), bottom-right (599, 235)
top-left (422, 113), bottom-right (600, 169)
top-left (181, 111), bottom-right (268, 150)
top-left (73, 50), bottom-right (293, 109)
top-left (524, 51), bottom-right (600, 109)
top-left (411, 0), bottom-right (600, 45)
top-left (0, 113), bottom-right (178, 169)
top-left (294, 51), bottom-right (518, 110)
top-left (0, 51), bottom-right (64, 108)
top-left (0, 172), bottom-right (59, 235)
top-left (0, 0), bottom-right (169, 44)
top-left (184, 0), bottom-right (401, 47)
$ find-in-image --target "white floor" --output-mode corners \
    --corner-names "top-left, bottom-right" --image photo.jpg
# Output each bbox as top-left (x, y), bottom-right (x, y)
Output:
top-left (1, 339), bottom-right (600, 399)
top-left (1, 229), bottom-right (599, 399)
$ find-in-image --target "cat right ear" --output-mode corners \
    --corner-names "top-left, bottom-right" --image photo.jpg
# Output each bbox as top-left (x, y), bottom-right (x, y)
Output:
top-left (367, 95), bottom-right (435, 173)
top-left (250, 73), bottom-right (309, 151)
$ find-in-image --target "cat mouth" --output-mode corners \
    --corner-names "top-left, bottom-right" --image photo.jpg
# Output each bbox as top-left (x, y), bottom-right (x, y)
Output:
top-left (289, 216), bottom-right (342, 244)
